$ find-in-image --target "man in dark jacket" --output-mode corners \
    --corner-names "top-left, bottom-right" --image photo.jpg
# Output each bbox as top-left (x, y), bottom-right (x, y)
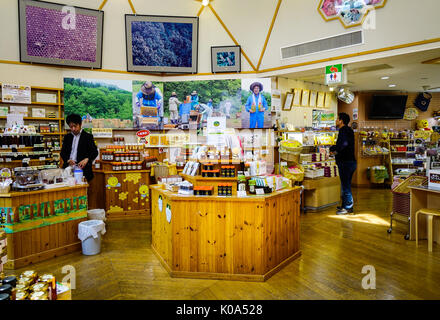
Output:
top-left (330, 113), bottom-right (357, 215)
top-left (60, 114), bottom-right (99, 182)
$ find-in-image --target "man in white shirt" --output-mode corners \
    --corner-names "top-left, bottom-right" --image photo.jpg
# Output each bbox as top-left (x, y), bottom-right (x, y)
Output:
top-left (60, 114), bottom-right (98, 181)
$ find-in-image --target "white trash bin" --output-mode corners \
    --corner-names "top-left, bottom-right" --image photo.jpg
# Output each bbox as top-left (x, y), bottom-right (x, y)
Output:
top-left (78, 220), bottom-right (106, 256)
top-left (87, 209), bottom-right (106, 221)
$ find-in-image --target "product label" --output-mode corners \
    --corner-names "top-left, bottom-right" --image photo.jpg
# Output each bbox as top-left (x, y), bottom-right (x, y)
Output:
top-left (237, 191), bottom-right (247, 198)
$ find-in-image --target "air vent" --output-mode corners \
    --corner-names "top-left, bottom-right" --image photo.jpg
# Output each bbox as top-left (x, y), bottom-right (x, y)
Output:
top-left (281, 30), bottom-right (363, 60)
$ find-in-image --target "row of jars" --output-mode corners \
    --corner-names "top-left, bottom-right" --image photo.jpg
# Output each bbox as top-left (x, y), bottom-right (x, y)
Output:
top-left (111, 162), bottom-right (143, 171)
top-left (102, 152), bottom-right (141, 162)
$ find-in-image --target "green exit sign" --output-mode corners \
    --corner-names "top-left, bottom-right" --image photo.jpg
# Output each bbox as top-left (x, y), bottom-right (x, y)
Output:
top-left (325, 64), bottom-right (343, 85)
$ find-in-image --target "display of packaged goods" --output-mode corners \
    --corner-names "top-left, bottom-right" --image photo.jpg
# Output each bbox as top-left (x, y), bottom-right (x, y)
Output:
top-left (194, 186), bottom-right (214, 196)
top-left (217, 183), bottom-right (233, 196)
top-left (158, 175), bottom-right (183, 184)
top-left (177, 181), bottom-right (193, 195)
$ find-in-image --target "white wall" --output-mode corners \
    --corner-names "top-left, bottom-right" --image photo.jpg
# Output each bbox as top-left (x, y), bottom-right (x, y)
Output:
top-left (1, 0), bottom-right (440, 86)
top-left (276, 77), bottom-right (338, 128)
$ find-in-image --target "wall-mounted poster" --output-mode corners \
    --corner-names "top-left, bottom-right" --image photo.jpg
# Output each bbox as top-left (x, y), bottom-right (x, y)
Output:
top-left (18, 0), bottom-right (104, 68)
top-left (240, 78), bottom-right (272, 129)
top-left (125, 15), bottom-right (198, 73)
top-left (1, 84), bottom-right (31, 104)
top-left (64, 78), bottom-right (133, 129)
top-left (283, 92), bottom-right (293, 111)
top-left (301, 89), bottom-right (310, 107)
top-left (324, 92), bottom-right (333, 108)
top-left (317, 92), bottom-right (325, 108)
top-left (309, 90), bottom-right (317, 108)
top-left (292, 88), bottom-right (302, 107)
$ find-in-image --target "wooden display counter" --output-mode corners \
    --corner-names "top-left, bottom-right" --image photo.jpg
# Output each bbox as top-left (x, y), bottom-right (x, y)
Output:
top-left (302, 176), bottom-right (340, 212)
top-left (150, 185), bottom-right (301, 282)
top-left (0, 185), bottom-right (88, 269)
top-left (409, 186), bottom-right (440, 243)
top-left (88, 169), bottom-right (151, 220)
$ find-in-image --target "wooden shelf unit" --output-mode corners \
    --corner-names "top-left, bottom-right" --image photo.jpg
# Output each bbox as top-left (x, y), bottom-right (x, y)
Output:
top-left (0, 84), bottom-right (65, 147)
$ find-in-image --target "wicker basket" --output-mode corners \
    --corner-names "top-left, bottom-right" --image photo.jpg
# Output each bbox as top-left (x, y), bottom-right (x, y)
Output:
top-left (154, 164), bottom-right (169, 181)
top-left (392, 191), bottom-right (411, 216)
top-left (280, 152), bottom-right (300, 164)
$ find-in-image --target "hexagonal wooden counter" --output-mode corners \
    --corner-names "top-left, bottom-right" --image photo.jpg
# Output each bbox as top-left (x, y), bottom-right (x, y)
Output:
top-left (150, 185), bottom-right (301, 282)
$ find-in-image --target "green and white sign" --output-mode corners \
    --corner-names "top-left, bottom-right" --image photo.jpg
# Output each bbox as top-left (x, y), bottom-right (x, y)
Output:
top-left (325, 64), bottom-right (343, 85)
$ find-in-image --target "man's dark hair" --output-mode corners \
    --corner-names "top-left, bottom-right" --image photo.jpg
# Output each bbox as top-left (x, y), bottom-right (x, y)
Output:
top-left (338, 112), bottom-right (350, 126)
top-left (66, 114), bottom-right (82, 125)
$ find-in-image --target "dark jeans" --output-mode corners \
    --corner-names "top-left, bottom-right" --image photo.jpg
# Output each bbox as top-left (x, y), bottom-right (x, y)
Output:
top-left (337, 161), bottom-right (357, 209)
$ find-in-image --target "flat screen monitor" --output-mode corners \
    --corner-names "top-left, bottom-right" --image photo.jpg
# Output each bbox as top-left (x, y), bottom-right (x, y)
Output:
top-left (368, 95), bottom-right (408, 119)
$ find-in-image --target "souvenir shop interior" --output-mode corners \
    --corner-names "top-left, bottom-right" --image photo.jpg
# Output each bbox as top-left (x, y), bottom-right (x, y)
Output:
top-left (0, 0), bottom-right (439, 301)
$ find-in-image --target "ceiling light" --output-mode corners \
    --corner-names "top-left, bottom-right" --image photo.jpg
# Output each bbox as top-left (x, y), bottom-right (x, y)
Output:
top-left (388, 84), bottom-right (396, 88)
top-left (381, 76), bottom-right (390, 80)
top-left (202, 0), bottom-right (209, 6)
top-left (329, 87), bottom-right (334, 92)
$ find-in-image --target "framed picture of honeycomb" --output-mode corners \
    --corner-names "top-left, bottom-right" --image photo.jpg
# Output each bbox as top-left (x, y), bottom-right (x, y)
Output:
top-left (18, 0), bottom-right (104, 68)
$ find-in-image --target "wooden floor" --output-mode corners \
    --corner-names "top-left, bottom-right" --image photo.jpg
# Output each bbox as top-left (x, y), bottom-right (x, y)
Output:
top-left (6, 187), bottom-right (440, 300)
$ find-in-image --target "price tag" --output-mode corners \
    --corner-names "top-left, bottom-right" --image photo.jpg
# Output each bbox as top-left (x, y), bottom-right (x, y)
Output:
top-left (19, 145), bottom-right (25, 149)
top-left (10, 144), bottom-right (17, 149)
top-left (23, 158), bottom-right (31, 162)
top-left (281, 162), bottom-right (287, 167)
top-left (6, 158), bottom-right (12, 162)
top-left (0, 158), bottom-right (4, 162)
top-left (2, 145), bottom-right (8, 149)
top-left (237, 191), bottom-right (247, 198)
top-left (256, 188), bottom-right (265, 195)
top-left (39, 157), bottom-right (46, 161)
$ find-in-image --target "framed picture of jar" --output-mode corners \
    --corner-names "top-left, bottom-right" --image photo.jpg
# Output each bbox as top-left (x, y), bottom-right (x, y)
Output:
top-left (283, 92), bottom-right (293, 111)
top-left (211, 45), bottom-right (241, 73)
top-left (292, 88), bottom-right (302, 107)
top-left (309, 91), bottom-right (317, 108)
top-left (18, 0), bottom-right (104, 69)
top-left (301, 89), bottom-right (310, 107)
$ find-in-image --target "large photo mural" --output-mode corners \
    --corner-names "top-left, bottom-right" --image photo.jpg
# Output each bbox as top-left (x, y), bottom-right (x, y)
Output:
top-left (64, 77), bottom-right (272, 130)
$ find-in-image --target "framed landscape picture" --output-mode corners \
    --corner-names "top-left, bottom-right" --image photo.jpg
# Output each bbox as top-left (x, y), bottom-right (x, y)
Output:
top-left (18, 0), bottom-right (104, 69)
top-left (211, 45), bottom-right (241, 73)
top-left (125, 15), bottom-right (199, 73)
top-left (283, 92), bottom-right (293, 111)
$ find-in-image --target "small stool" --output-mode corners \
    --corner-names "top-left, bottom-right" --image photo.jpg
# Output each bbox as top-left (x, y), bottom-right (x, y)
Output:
top-left (415, 208), bottom-right (440, 252)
